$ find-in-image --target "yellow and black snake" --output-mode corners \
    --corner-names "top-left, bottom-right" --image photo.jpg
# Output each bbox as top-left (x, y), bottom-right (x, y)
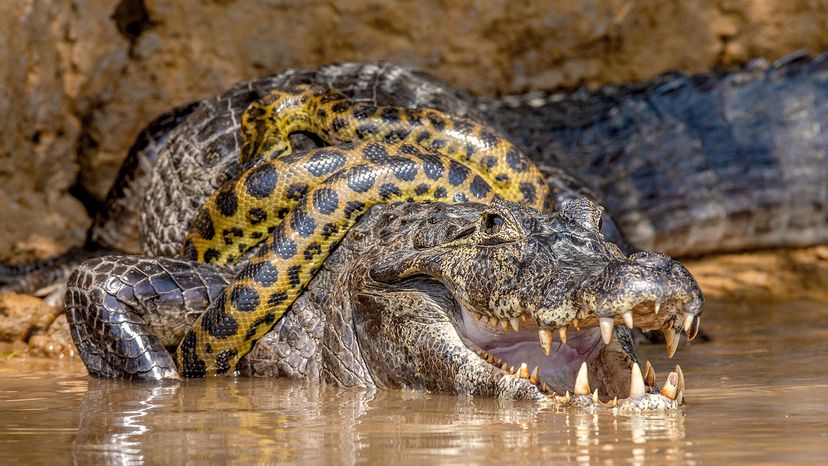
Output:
top-left (176, 84), bottom-right (551, 376)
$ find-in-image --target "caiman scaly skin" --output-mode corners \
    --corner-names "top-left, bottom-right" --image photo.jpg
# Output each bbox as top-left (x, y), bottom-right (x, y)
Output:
top-left (66, 199), bottom-right (701, 409)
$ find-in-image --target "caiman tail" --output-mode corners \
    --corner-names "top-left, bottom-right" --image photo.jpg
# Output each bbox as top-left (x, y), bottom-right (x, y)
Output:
top-left (484, 52), bottom-right (828, 257)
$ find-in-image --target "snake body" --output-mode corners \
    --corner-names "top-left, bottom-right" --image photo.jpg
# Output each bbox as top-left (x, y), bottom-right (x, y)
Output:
top-left (176, 85), bottom-right (550, 376)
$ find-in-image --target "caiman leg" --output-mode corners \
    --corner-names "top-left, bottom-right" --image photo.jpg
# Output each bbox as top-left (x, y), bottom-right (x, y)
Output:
top-left (64, 256), bottom-right (231, 380)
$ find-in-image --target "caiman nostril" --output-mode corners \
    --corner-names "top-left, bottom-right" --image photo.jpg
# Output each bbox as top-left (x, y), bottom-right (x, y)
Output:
top-left (628, 251), bottom-right (674, 269)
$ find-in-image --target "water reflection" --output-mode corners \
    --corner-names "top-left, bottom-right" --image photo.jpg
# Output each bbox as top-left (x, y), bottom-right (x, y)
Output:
top-left (66, 377), bottom-right (690, 464)
top-left (2, 300), bottom-right (828, 463)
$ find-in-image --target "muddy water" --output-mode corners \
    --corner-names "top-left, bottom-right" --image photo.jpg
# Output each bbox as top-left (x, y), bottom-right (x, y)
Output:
top-left (2, 301), bottom-right (828, 464)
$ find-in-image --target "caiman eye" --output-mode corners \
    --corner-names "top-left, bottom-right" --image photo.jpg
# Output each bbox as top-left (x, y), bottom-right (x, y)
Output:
top-left (482, 212), bottom-right (504, 235)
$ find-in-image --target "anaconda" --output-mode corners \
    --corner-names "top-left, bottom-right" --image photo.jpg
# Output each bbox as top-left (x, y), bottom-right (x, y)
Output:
top-left (175, 84), bottom-right (549, 377)
top-left (3, 57), bottom-right (828, 404)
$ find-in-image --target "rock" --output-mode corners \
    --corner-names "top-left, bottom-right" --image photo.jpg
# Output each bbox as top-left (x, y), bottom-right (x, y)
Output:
top-left (28, 314), bottom-right (77, 358)
top-left (0, 291), bottom-right (61, 342)
top-left (3, 0), bottom-right (828, 263)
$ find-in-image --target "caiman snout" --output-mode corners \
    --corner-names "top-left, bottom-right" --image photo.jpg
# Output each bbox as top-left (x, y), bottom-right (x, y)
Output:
top-left (578, 250), bottom-right (704, 353)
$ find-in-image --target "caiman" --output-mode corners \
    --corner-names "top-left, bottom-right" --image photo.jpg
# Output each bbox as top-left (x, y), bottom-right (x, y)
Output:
top-left (3, 53), bottom-right (827, 408)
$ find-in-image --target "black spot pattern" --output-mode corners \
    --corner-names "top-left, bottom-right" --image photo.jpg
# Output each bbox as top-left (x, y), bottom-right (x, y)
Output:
top-left (286, 183), bottom-right (309, 201)
top-left (179, 332), bottom-right (206, 377)
top-left (345, 166), bottom-right (376, 192)
top-left (215, 188), bottom-right (238, 217)
top-left (332, 102), bottom-right (350, 113)
top-left (244, 313), bottom-right (276, 341)
top-left (414, 183), bottom-right (430, 196)
top-left (287, 265), bottom-right (302, 287)
top-left (271, 225), bottom-right (297, 259)
top-left (203, 248), bottom-right (220, 264)
top-left (495, 173), bottom-right (510, 183)
top-left (305, 150), bottom-right (346, 177)
top-left (331, 118), bottom-right (348, 132)
top-left (194, 210), bottom-right (215, 240)
top-left (247, 208), bottom-right (267, 225)
top-left (483, 156), bottom-right (497, 170)
top-left (431, 139), bottom-right (447, 150)
top-left (353, 104), bottom-right (376, 119)
top-left (520, 182), bottom-right (537, 204)
top-left (399, 143), bottom-right (419, 154)
top-left (448, 160), bottom-right (470, 186)
top-left (245, 163), bottom-right (278, 198)
top-left (470, 176), bottom-right (492, 198)
top-left (427, 112), bottom-right (446, 131)
top-left (214, 349), bottom-right (238, 374)
top-left (321, 222), bottom-right (340, 239)
top-left (200, 295), bottom-right (238, 339)
top-left (222, 227), bottom-right (244, 245)
top-left (230, 285), bottom-right (260, 312)
top-left (381, 107), bottom-right (400, 123)
top-left (313, 187), bottom-right (339, 214)
top-left (415, 131), bottom-right (431, 144)
top-left (268, 291), bottom-right (288, 306)
top-left (240, 261), bottom-right (279, 287)
top-left (479, 131), bottom-right (498, 148)
top-left (303, 242), bottom-right (322, 260)
top-left (343, 200), bottom-right (366, 219)
top-left (506, 147), bottom-right (528, 172)
top-left (379, 183), bottom-right (402, 199)
top-left (356, 124), bottom-right (378, 138)
top-left (434, 187), bottom-right (447, 199)
top-left (453, 192), bottom-right (469, 203)
top-left (362, 143), bottom-right (390, 164)
top-left (417, 153), bottom-right (443, 180)
top-left (290, 204), bottom-right (316, 237)
top-left (390, 156), bottom-right (418, 181)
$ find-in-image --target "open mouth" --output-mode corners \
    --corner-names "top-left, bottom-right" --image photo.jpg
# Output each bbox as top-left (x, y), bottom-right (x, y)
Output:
top-left (453, 297), bottom-right (697, 410)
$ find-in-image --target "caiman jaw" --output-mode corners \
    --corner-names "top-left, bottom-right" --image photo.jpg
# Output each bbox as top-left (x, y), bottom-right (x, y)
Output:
top-left (457, 293), bottom-right (697, 410)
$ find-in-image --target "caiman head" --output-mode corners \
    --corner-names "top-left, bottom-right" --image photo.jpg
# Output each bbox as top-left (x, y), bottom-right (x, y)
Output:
top-left (358, 197), bottom-right (703, 409)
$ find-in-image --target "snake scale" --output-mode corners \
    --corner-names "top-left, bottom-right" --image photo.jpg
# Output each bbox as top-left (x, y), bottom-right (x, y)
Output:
top-left (176, 84), bottom-right (551, 377)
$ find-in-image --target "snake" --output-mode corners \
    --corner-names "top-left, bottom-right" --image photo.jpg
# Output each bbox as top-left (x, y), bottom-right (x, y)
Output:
top-left (175, 84), bottom-right (552, 376)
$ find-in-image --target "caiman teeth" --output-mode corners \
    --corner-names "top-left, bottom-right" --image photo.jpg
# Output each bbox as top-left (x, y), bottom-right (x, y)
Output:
top-left (599, 317), bottom-right (614, 344)
top-left (676, 364), bottom-right (685, 404)
top-left (592, 389), bottom-right (599, 404)
top-left (572, 319), bottom-right (580, 331)
top-left (538, 329), bottom-right (553, 355)
top-left (530, 366), bottom-right (539, 385)
top-left (682, 312), bottom-right (695, 333)
top-left (629, 363), bottom-right (646, 399)
top-left (660, 371), bottom-right (679, 400)
top-left (500, 319), bottom-right (510, 332)
top-left (687, 315), bottom-right (700, 341)
top-left (558, 327), bottom-right (568, 345)
top-left (510, 317), bottom-right (520, 332)
top-left (574, 361), bottom-right (590, 395)
top-left (644, 360), bottom-right (656, 388)
top-left (664, 326), bottom-right (681, 358)
top-left (517, 363), bottom-right (529, 379)
top-left (622, 310), bottom-right (634, 329)
top-left (654, 301), bottom-right (661, 314)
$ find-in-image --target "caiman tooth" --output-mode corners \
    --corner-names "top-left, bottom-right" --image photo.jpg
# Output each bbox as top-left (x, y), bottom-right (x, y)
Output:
top-left (654, 301), bottom-right (661, 314)
top-left (687, 316), bottom-right (701, 341)
top-left (518, 363), bottom-right (529, 379)
top-left (565, 391), bottom-right (571, 402)
top-left (592, 389), bottom-right (599, 404)
top-left (558, 327), bottom-right (568, 345)
top-left (541, 382), bottom-right (549, 393)
top-left (675, 364), bottom-right (685, 393)
top-left (622, 311), bottom-right (634, 329)
top-left (500, 319), bottom-right (510, 332)
top-left (630, 363), bottom-right (646, 399)
top-left (599, 317), bottom-right (614, 344)
top-left (574, 361), bottom-right (590, 395)
top-left (539, 329), bottom-right (553, 356)
top-left (529, 366), bottom-right (539, 385)
top-left (501, 362), bottom-right (509, 371)
top-left (486, 354), bottom-right (496, 364)
top-left (664, 327), bottom-right (681, 358)
top-left (509, 365), bottom-right (516, 375)
top-left (510, 317), bottom-right (520, 332)
top-left (610, 397), bottom-right (618, 408)
top-left (644, 361), bottom-right (656, 388)
top-left (683, 312), bottom-right (695, 332)
top-left (660, 372), bottom-right (679, 400)
top-left (572, 319), bottom-right (580, 331)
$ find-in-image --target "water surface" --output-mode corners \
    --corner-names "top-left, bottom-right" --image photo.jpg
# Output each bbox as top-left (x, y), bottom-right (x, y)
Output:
top-left (2, 300), bottom-right (827, 464)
